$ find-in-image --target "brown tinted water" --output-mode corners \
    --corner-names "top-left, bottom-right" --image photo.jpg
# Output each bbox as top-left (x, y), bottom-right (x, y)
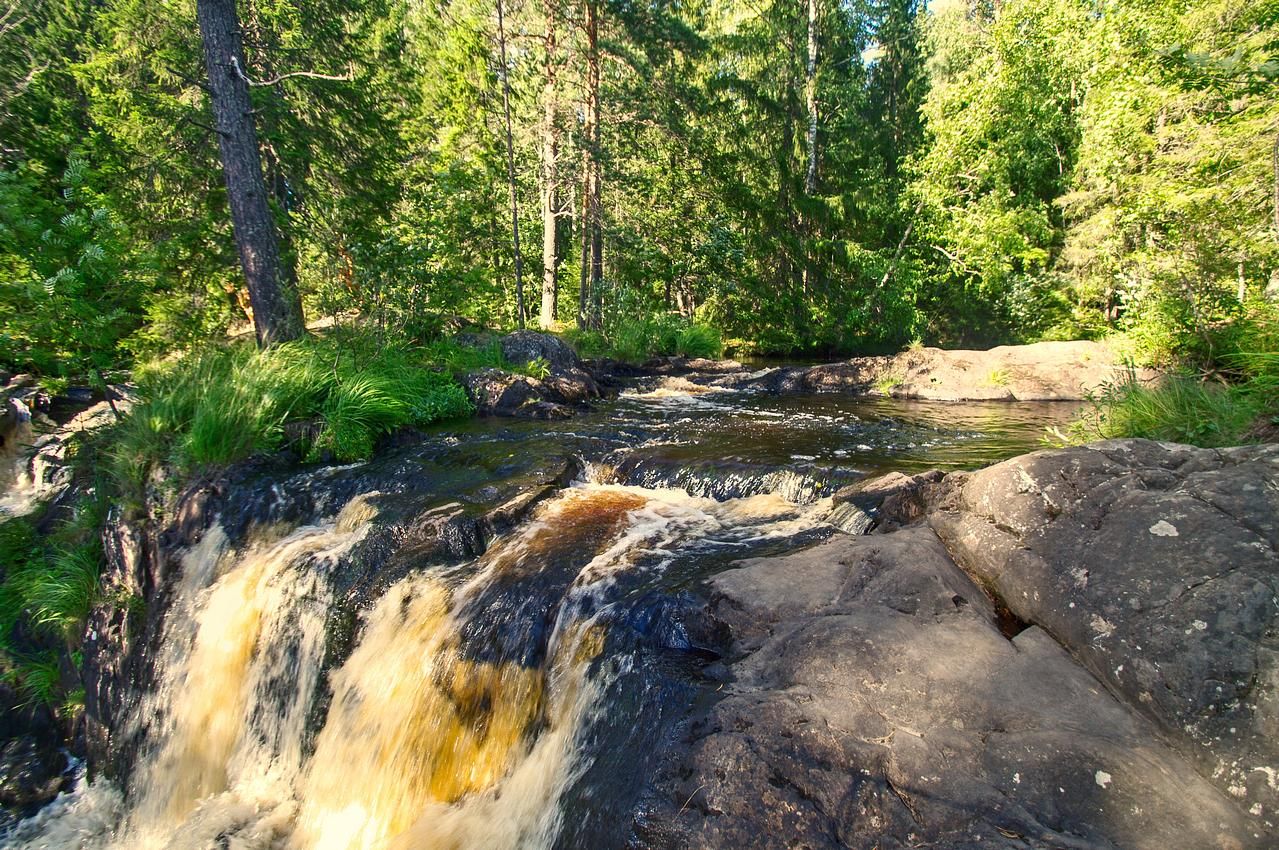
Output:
top-left (3, 385), bottom-right (1082, 850)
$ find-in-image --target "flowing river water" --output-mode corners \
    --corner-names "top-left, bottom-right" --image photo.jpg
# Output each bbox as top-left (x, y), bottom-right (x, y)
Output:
top-left (2, 379), bottom-right (1078, 850)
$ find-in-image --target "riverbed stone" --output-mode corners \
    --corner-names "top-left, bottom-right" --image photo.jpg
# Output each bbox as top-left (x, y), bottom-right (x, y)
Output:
top-left (832, 468), bottom-right (945, 531)
top-left (928, 439), bottom-right (1279, 822)
top-left (639, 526), bottom-right (1264, 849)
top-left (461, 363), bottom-right (599, 418)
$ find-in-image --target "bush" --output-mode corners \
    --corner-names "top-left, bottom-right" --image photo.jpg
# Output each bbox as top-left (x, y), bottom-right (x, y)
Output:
top-left (1071, 299), bottom-right (1278, 449)
top-left (675, 323), bottom-right (722, 359)
top-left (589, 314), bottom-right (723, 362)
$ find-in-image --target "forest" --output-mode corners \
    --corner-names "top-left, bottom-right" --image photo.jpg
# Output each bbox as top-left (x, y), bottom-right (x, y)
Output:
top-left (1, 0), bottom-right (1279, 837)
top-left (0, 0), bottom-right (1274, 367)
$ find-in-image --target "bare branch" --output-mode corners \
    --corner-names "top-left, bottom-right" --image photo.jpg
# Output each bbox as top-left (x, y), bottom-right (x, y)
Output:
top-left (229, 56), bottom-right (352, 87)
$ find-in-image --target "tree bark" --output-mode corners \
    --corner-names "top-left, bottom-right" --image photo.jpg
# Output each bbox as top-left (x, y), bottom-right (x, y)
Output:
top-left (578, 0), bottom-right (603, 330)
top-left (804, 0), bottom-right (818, 198)
top-left (539, 0), bottom-right (561, 329)
top-left (1272, 128), bottom-right (1278, 241)
top-left (196, 0), bottom-right (305, 347)
top-left (496, 0), bottom-right (526, 328)
top-left (801, 0), bottom-right (818, 300)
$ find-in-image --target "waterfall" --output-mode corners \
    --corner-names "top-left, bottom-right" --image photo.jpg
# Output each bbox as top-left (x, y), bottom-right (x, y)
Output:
top-left (5, 476), bottom-right (851, 850)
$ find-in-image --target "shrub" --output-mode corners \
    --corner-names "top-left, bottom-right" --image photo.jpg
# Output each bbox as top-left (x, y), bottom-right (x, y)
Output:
top-left (675, 323), bottom-right (723, 359)
top-left (590, 314), bottom-right (723, 362)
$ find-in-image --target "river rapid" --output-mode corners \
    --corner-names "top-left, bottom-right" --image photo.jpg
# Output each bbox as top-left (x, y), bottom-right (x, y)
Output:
top-left (2, 378), bottom-right (1078, 850)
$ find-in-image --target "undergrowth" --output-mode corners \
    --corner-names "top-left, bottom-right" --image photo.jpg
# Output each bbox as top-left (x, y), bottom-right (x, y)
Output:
top-left (111, 332), bottom-right (475, 495)
top-left (564, 315), bottom-right (722, 362)
top-left (1070, 303), bottom-right (1278, 448)
top-left (0, 489), bottom-right (105, 710)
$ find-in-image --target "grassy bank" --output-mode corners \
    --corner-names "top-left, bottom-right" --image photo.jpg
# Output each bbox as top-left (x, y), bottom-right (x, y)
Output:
top-left (1071, 307), bottom-right (1278, 448)
top-left (109, 332), bottom-right (491, 495)
top-left (0, 329), bottom-right (506, 708)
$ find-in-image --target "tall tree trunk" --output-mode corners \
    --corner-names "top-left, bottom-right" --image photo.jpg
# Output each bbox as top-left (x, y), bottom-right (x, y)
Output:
top-left (496, 0), bottom-right (526, 328)
top-left (579, 0), bottom-right (603, 330)
top-left (801, 0), bottom-right (818, 301)
top-left (196, 0), bottom-right (305, 347)
top-left (1272, 129), bottom-right (1279, 242)
top-left (804, 0), bottom-right (817, 198)
top-left (539, 0), bottom-right (561, 329)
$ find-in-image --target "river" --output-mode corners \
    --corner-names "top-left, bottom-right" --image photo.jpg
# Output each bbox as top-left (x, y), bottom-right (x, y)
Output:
top-left (2, 378), bottom-right (1078, 850)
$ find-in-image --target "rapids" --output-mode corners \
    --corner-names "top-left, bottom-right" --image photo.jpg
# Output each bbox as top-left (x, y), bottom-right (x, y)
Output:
top-left (1, 382), bottom-right (1077, 850)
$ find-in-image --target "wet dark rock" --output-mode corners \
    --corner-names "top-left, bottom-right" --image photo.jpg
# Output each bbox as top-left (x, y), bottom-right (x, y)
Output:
top-left (460, 365), bottom-right (600, 418)
top-left (0, 396), bottom-right (31, 452)
top-left (0, 686), bottom-right (69, 823)
top-left (500, 330), bottom-right (580, 370)
top-left (832, 468), bottom-right (944, 531)
top-left (928, 438), bottom-right (1279, 819)
top-left (637, 526), bottom-right (1263, 849)
top-left (613, 452), bottom-right (860, 505)
top-left (81, 435), bottom-right (583, 780)
top-left (81, 516), bottom-right (155, 776)
top-left (642, 357), bottom-right (746, 376)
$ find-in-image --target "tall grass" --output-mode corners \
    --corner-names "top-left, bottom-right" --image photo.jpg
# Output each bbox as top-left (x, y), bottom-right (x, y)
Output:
top-left (112, 333), bottom-right (475, 487)
top-left (1072, 304), bottom-right (1278, 448)
top-left (0, 494), bottom-right (105, 708)
top-left (1071, 370), bottom-right (1262, 447)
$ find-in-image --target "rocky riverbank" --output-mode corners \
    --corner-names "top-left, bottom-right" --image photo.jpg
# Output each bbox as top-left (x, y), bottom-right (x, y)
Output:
top-left (633, 439), bottom-right (1279, 849)
top-left (650, 339), bottom-right (1156, 402)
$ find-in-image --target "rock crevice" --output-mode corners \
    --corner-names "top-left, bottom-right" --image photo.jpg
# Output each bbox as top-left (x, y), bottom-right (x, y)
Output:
top-left (639, 439), bottom-right (1279, 849)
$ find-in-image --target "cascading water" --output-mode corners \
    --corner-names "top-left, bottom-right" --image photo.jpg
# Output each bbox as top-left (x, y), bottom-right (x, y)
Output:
top-left (5, 467), bottom-right (847, 850)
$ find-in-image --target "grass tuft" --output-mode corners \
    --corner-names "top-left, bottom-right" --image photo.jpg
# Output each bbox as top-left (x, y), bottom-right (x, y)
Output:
top-left (1071, 368), bottom-right (1273, 448)
top-left (111, 332), bottom-right (475, 484)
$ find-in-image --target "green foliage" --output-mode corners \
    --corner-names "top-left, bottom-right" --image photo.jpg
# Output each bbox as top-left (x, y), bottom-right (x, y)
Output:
top-left (1071, 371), bottom-right (1261, 448)
top-left (0, 493), bottom-right (107, 708)
top-left (1073, 301), bottom-right (1279, 448)
top-left (579, 314), bottom-right (723, 363)
top-left (0, 158), bottom-right (144, 377)
top-left (114, 332), bottom-right (475, 483)
top-left (675, 323), bottom-right (723, 359)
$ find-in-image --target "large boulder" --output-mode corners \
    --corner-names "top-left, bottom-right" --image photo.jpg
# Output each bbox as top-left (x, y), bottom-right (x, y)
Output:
top-left (459, 366), bottom-right (599, 419)
top-left (0, 684), bottom-right (69, 827)
top-left (928, 439), bottom-right (1279, 820)
top-left (719, 341), bottom-right (1153, 402)
top-left (500, 330), bottom-right (580, 370)
top-left (639, 527), bottom-right (1260, 848)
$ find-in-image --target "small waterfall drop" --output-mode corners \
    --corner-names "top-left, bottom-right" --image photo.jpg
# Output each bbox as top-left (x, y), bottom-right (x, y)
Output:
top-left (6, 473), bottom-right (852, 850)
